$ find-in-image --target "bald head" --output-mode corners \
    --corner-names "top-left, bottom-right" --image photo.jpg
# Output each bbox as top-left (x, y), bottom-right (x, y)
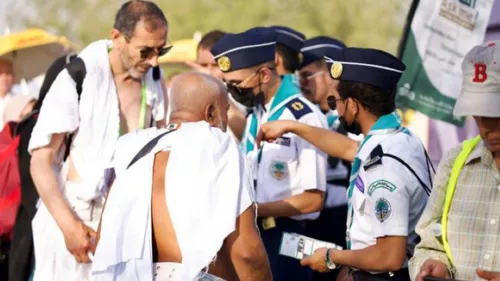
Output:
top-left (169, 71), bottom-right (229, 131)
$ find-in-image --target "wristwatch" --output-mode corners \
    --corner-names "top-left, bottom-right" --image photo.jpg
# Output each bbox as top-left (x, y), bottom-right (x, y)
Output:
top-left (325, 248), bottom-right (338, 270)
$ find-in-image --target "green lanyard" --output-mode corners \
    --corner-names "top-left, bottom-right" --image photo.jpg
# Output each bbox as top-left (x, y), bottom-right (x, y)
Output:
top-left (108, 45), bottom-right (149, 136)
top-left (118, 81), bottom-right (148, 136)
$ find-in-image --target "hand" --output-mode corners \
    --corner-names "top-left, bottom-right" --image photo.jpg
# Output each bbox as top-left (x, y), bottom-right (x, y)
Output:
top-left (300, 247), bottom-right (329, 273)
top-left (477, 269), bottom-right (500, 281)
top-left (416, 259), bottom-right (450, 281)
top-left (256, 120), bottom-right (297, 148)
top-left (63, 220), bottom-right (97, 263)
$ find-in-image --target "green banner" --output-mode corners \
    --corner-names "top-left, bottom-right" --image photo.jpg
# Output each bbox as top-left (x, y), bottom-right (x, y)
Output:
top-left (397, 0), bottom-right (494, 126)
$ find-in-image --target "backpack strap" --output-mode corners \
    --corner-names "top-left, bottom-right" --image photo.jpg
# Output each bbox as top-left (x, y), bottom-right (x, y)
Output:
top-left (64, 56), bottom-right (86, 160)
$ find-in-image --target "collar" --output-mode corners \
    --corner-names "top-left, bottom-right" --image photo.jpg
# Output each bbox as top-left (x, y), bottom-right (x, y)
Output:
top-left (258, 74), bottom-right (301, 121)
top-left (464, 139), bottom-right (494, 167)
top-left (356, 112), bottom-right (402, 161)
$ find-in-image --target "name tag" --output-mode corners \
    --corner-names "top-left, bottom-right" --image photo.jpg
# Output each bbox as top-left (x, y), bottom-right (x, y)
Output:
top-left (279, 232), bottom-right (342, 260)
top-left (274, 137), bottom-right (291, 147)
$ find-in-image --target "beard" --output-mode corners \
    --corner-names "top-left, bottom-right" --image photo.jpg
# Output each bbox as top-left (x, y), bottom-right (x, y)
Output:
top-left (119, 50), bottom-right (144, 79)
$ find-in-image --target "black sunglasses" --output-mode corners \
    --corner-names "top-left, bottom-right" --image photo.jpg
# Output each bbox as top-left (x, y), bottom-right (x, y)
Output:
top-left (139, 45), bottom-right (173, 60)
top-left (326, 95), bottom-right (344, 110)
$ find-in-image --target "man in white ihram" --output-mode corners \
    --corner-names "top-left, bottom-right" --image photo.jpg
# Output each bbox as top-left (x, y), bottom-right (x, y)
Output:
top-left (92, 72), bottom-right (272, 281)
top-left (28, 1), bottom-right (168, 280)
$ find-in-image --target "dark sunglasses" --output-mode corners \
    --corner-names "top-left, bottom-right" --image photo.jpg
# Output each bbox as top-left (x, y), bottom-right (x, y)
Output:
top-left (326, 95), bottom-right (344, 110)
top-left (139, 45), bottom-right (173, 59)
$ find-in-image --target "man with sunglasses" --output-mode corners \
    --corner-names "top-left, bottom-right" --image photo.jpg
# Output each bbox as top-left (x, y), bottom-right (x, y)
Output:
top-left (211, 27), bottom-right (327, 281)
top-left (298, 36), bottom-right (352, 281)
top-left (28, 1), bottom-right (169, 280)
top-left (259, 48), bottom-right (432, 281)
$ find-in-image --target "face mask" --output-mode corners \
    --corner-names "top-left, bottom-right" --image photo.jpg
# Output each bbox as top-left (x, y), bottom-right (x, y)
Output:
top-left (338, 116), bottom-right (363, 135)
top-left (228, 78), bottom-right (265, 109)
top-left (338, 99), bottom-right (363, 135)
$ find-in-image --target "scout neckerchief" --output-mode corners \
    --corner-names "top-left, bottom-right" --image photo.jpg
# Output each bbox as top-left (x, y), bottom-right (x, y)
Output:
top-left (326, 110), bottom-right (339, 130)
top-left (346, 111), bottom-right (404, 249)
top-left (107, 45), bottom-right (148, 136)
top-left (243, 74), bottom-right (302, 155)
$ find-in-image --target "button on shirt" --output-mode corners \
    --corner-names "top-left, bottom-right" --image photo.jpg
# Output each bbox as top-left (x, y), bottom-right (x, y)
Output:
top-left (409, 140), bottom-right (500, 281)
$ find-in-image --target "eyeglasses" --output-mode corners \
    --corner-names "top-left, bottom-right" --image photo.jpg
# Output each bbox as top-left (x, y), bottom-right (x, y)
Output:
top-left (326, 95), bottom-right (344, 110)
top-left (123, 33), bottom-right (173, 59)
top-left (139, 45), bottom-right (173, 59)
top-left (299, 71), bottom-right (325, 86)
top-left (224, 69), bottom-right (261, 96)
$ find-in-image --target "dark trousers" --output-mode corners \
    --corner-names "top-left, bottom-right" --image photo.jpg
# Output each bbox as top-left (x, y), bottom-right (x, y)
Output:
top-left (8, 205), bottom-right (36, 281)
top-left (306, 204), bottom-right (348, 281)
top-left (352, 268), bottom-right (411, 281)
top-left (258, 217), bottom-right (312, 281)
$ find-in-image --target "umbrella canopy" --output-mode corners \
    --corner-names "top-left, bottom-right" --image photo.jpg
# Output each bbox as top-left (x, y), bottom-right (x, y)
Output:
top-left (0, 28), bottom-right (75, 83)
top-left (158, 38), bottom-right (198, 64)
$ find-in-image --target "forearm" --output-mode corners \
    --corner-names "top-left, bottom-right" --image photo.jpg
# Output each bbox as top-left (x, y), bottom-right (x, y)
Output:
top-left (290, 122), bottom-right (357, 162)
top-left (409, 247), bottom-right (452, 280)
top-left (234, 252), bottom-right (272, 281)
top-left (31, 159), bottom-right (77, 233)
top-left (331, 244), bottom-right (405, 272)
top-left (257, 191), bottom-right (324, 218)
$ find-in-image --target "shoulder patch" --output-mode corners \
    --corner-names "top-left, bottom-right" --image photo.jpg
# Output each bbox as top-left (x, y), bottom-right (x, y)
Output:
top-left (363, 144), bottom-right (383, 170)
top-left (367, 179), bottom-right (397, 196)
top-left (374, 197), bottom-right (392, 223)
top-left (285, 98), bottom-right (312, 120)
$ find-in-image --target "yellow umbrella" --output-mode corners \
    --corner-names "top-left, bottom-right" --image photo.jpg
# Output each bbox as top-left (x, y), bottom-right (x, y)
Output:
top-left (158, 38), bottom-right (198, 64)
top-left (0, 28), bottom-right (75, 83)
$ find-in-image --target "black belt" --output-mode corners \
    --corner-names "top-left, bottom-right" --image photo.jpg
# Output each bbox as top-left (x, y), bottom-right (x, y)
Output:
top-left (351, 268), bottom-right (410, 281)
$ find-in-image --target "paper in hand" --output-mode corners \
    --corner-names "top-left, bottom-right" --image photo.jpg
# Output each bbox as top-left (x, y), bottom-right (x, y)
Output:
top-left (279, 232), bottom-right (342, 260)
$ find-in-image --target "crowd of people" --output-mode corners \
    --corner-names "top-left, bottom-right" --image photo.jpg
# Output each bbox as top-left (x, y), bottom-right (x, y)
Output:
top-left (0, 1), bottom-right (499, 281)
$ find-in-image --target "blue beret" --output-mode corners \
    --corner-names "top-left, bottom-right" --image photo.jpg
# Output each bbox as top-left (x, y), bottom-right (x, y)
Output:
top-left (210, 27), bottom-right (277, 72)
top-left (325, 47), bottom-right (406, 91)
top-left (300, 36), bottom-right (345, 68)
top-left (270, 26), bottom-right (305, 53)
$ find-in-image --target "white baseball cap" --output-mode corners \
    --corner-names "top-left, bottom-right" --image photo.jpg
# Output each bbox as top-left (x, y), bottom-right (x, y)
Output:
top-left (454, 40), bottom-right (500, 117)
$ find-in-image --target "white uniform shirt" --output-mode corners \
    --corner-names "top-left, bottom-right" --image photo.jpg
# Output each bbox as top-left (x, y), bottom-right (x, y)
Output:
top-left (348, 113), bottom-right (432, 271)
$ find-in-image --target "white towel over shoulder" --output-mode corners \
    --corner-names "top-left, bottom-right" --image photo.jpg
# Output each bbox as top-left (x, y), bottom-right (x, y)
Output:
top-left (28, 39), bottom-right (165, 201)
top-left (93, 121), bottom-right (254, 281)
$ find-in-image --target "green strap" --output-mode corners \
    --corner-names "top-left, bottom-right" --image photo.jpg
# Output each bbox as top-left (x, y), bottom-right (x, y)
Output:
top-left (118, 81), bottom-right (148, 136)
top-left (441, 135), bottom-right (481, 267)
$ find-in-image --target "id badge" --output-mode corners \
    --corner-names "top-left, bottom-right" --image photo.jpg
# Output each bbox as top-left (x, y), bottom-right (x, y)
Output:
top-left (279, 232), bottom-right (342, 260)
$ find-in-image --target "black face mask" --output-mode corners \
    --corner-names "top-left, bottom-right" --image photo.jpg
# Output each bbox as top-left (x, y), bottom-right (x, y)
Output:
top-left (338, 116), bottom-right (363, 135)
top-left (227, 79), bottom-right (265, 109)
top-left (338, 99), bottom-right (363, 135)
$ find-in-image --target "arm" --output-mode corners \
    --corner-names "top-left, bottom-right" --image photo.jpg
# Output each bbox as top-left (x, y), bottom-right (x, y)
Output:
top-left (330, 236), bottom-right (407, 272)
top-left (31, 134), bottom-right (95, 263)
top-left (301, 236), bottom-right (407, 273)
top-left (258, 120), bottom-right (358, 162)
top-left (257, 190), bottom-right (323, 217)
top-left (225, 204), bottom-right (272, 281)
top-left (409, 147), bottom-right (462, 281)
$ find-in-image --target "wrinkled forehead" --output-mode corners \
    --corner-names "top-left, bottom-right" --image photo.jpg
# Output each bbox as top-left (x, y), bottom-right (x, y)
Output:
top-left (0, 60), bottom-right (14, 74)
top-left (128, 20), bottom-right (167, 47)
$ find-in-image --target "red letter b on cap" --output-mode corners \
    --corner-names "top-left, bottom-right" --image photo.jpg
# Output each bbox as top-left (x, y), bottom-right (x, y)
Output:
top-left (473, 63), bottom-right (487, 83)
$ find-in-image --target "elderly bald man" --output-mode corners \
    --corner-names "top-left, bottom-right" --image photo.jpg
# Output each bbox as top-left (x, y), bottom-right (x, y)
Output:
top-left (92, 72), bottom-right (272, 281)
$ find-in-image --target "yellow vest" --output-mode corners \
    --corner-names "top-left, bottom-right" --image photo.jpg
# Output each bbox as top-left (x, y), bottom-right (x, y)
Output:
top-left (441, 135), bottom-right (482, 266)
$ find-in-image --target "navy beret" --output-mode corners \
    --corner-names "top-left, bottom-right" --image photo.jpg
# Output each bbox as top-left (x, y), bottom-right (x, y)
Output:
top-left (300, 36), bottom-right (345, 68)
top-left (211, 27), bottom-right (277, 72)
